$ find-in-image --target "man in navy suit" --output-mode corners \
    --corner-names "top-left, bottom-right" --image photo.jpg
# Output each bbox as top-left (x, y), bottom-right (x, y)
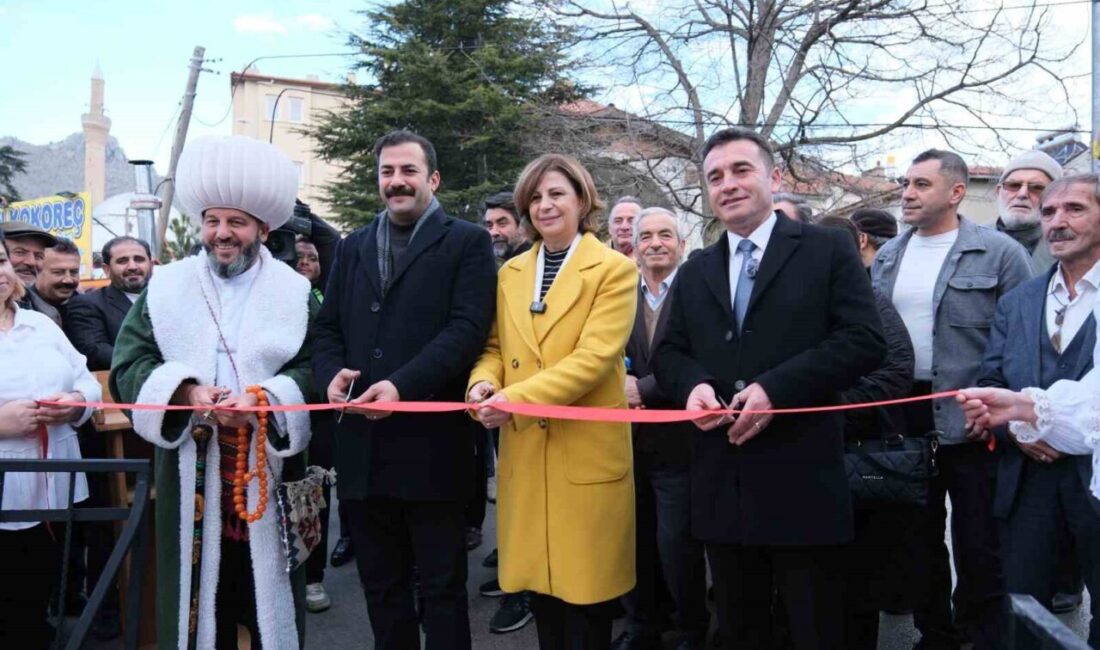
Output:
top-left (64, 236), bottom-right (153, 370)
top-left (977, 172), bottom-right (1100, 645)
top-left (654, 128), bottom-right (884, 649)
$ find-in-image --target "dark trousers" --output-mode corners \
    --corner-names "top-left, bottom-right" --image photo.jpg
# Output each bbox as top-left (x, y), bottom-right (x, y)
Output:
top-left (530, 594), bottom-right (615, 650)
top-left (707, 542), bottom-right (844, 650)
top-left (344, 497), bottom-right (471, 650)
top-left (215, 536), bottom-right (262, 649)
top-left (914, 443), bottom-right (1005, 649)
top-left (1000, 457), bottom-right (1100, 645)
top-left (842, 503), bottom-right (922, 650)
top-left (0, 524), bottom-right (59, 649)
top-left (902, 385), bottom-right (1004, 649)
top-left (338, 499), bottom-right (349, 538)
top-left (305, 482), bottom-right (332, 584)
top-left (622, 452), bottom-right (707, 641)
top-left (1055, 520), bottom-right (1084, 596)
top-left (466, 424), bottom-right (489, 530)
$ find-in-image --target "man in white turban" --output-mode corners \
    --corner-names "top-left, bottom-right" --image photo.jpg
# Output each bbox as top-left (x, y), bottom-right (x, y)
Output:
top-left (110, 136), bottom-right (316, 650)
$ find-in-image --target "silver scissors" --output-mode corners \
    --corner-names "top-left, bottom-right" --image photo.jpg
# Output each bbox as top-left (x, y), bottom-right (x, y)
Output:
top-left (335, 378), bottom-right (355, 424)
top-left (202, 389), bottom-right (229, 423)
top-left (716, 394), bottom-right (738, 425)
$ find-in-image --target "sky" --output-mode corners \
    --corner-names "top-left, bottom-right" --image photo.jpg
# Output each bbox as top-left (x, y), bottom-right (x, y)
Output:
top-left (0, 0), bottom-right (1093, 180)
top-left (1, 0), bottom-right (368, 172)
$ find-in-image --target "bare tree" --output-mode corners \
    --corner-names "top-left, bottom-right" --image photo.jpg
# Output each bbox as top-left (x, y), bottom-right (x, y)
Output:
top-left (547, 0), bottom-right (1079, 224)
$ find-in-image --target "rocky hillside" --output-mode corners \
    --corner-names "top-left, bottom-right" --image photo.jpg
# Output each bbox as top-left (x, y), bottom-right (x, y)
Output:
top-left (1, 133), bottom-right (160, 202)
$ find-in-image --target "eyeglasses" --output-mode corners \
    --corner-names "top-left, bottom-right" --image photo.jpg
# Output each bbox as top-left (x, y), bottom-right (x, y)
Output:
top-left (1001, 181), bottom-right (1047, 196)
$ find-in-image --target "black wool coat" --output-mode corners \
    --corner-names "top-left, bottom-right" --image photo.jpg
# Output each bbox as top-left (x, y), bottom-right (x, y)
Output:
top-left (311, 205), bottom-right (497, 501)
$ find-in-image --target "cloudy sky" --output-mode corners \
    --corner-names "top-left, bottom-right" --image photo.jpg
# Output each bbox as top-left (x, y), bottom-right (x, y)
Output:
top-left (0, 0), bottom-right (1093, 177)
top-left (1, 0), bottom-right (365, 171)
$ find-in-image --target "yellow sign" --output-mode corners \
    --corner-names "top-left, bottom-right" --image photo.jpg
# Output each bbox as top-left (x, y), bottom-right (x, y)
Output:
top-left (1, 192), bottom-right (95, 279)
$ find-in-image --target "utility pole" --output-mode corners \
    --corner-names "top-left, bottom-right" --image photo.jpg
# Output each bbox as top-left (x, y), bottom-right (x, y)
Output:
top-left (1093, 1), bottom-right (1100, 172)
top-left (158, 46), bottom-right (205, 250)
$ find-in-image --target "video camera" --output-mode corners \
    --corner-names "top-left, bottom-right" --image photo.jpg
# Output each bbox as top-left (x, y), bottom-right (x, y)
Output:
top-left (265, 199), bottom-right (314, 265)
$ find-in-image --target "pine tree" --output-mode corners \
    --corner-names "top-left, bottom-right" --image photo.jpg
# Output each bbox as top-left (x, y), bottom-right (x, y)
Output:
top-left (311, 0), bottom-right (585, 228)
top-left (0, 145), bottom-right (27, 202)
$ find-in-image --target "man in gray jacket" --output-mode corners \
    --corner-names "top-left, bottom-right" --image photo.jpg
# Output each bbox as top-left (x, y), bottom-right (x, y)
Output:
top-left (872, 149), bottom-right (1032, 650)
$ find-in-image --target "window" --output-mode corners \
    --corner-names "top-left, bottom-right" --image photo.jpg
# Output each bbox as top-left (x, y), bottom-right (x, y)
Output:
top-left (288, 97), bottom-right (304, 123)
top-left (265, 94), bottom-right (278, 121)
top-left (293, 162), bottom-right (305, 187)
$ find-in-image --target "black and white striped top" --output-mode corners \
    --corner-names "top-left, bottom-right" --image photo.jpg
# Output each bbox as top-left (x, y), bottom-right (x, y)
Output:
top-left (539, 247), bottom-right (569, 301)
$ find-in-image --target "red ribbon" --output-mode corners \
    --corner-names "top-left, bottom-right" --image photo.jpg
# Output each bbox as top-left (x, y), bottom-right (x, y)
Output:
top-left (38, 390), bottom-right (964, 423)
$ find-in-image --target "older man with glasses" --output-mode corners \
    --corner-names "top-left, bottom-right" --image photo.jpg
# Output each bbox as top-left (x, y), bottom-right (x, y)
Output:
top-left (994, 150), bottom-right (1062, 275)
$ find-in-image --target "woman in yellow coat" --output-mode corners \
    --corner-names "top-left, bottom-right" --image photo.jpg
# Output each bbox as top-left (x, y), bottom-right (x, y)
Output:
top-left (468, 154), bottom-right (638, 648)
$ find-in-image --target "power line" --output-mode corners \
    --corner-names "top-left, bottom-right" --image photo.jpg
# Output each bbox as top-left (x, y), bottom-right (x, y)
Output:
top-left (194, 51), bottom-right (360, 128)
top-left (151, 100), bottom-right (182, 158)
top-left (568, 112), bottom-right (1087, 134)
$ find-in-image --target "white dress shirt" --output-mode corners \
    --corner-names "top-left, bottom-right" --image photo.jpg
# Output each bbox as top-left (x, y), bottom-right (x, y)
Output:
top-left (1046, 260), bottom-right (1100, 351)
top-left (726, 214), bottom-right (777, 308)
top-left (0, 306), bottom-right (100, 530)
top-left (641, 269), bottom-right (678, 310)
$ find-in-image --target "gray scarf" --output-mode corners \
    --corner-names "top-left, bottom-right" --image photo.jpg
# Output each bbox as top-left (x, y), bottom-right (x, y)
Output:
top-left (376, 197), bottom-right (439, 294)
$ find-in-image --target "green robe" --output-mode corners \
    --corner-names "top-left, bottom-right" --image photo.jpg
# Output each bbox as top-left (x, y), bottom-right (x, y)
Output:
top-left (110, 250), bottom-right (317, 650)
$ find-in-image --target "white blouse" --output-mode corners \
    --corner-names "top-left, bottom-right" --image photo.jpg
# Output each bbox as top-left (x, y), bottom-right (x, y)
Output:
top-left (0, 306), bottom-right (100, 530)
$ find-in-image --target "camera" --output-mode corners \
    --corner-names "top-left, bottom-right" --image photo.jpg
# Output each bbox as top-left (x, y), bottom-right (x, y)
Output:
top-left (265, 200), bottom-right (314, 265)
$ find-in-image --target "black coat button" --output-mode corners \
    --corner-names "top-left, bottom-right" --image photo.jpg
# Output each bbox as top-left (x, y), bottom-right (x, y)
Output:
top-left (538, 419), bottom-right (548, 428)
top-left (725, 330), bottom-right (733, 342)
top-left (511, 359), bottom-right (519, 369)
top-left (734, 380), bottom-right (746, 391)
top-left (370, 302), bottom-right (381, 312)
top-left (372, 348), bottom-right (383, 359)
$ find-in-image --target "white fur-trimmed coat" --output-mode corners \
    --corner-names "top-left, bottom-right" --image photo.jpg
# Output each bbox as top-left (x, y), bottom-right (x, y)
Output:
top-left (116, 247), bottom-right (312, 650)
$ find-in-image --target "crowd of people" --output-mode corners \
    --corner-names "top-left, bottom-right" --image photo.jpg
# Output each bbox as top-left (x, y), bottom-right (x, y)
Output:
top-left (1, 125), bottom-right (1099, 650)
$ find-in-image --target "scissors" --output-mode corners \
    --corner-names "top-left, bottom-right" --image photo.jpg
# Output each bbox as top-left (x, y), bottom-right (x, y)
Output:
top-left (202, 389), bottom-right (229, 423)
top-left (716, 393), bottom-right (738, 426)
top-left (335, 378), bottom-right (355, 424)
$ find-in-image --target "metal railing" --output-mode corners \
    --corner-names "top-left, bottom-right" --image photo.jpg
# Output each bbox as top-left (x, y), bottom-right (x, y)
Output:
top-left (0, 458), bottom-right (152, 650)
top-left (1007, 593), bottom-right (1093, 650)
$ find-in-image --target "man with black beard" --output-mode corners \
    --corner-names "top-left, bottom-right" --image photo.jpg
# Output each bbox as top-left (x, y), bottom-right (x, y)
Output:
top-left (995, 150), bottom-right (1062, 275)
top-left (64, 236), bottom-right (153, 370)
top-left (313, 130), bottom-right (496, 649)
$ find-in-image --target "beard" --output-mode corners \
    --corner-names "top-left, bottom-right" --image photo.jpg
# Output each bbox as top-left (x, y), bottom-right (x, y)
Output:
top-left (997, 196), bottom-right (1040, 229)
top-left (205, 238), bottom-right (261, 279)
top-left (112, 272), bottom-right (148, 293)
top-left (492, 239), bottom-right (510, 258)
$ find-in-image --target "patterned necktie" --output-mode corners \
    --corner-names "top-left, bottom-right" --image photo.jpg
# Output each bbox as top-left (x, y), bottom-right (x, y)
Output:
top-left (734, 239), bottom-right (757, 331)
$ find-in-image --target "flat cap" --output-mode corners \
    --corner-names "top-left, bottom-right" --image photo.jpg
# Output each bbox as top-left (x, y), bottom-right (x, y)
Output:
top-left (1, 220), bottom-right (59, 247)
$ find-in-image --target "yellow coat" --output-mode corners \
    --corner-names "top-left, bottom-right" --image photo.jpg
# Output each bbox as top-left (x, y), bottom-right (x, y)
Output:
top-left (469, 232), bottom-right (638, 605)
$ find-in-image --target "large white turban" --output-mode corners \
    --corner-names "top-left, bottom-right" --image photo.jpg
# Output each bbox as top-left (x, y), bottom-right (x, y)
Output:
top-left (175, 136), bottom-right (298, 231)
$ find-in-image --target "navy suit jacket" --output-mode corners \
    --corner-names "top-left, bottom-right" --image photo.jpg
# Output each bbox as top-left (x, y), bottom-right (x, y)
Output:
top-left (977, 267), bottom-right (1099, 518)
top-left (654, 216), bottom-right (885, 545)
top-left (63, 285), bottom-right (134, 371)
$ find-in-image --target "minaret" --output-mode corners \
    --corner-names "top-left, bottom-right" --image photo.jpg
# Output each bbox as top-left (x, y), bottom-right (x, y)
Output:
top-left (82, 62), bottom-right (111, 209)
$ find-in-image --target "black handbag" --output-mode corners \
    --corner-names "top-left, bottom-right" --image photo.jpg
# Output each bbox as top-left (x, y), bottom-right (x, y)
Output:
top-left (844, 432), bottom-right (937, 507)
